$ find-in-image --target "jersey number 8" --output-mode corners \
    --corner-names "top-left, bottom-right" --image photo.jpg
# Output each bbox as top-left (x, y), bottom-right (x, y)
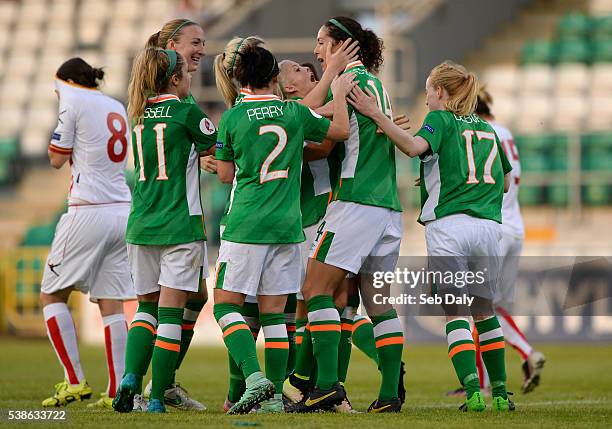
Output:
top-left (107, 113), bottom-right (128, 163)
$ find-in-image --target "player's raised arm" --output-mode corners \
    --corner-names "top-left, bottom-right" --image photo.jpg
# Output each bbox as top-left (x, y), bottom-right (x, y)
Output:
top-left (348, 85), bottom-right (429, 157)
top-left (324, 73), bottom-right (356, 141)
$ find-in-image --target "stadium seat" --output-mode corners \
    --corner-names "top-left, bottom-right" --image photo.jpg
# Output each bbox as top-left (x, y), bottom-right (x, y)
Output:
top-left (587, 96), bottom-right (612, 130)
top-left (590, 64), bottom-right (612, 94)
top-left (590, 0), bottom-right (612, 15)
top-left (547, 185), bottom-right (569, 206)
top-left (519, 186), bottom-right (544, 205)
top-left (592, 14), bottom-right (612, 39)
top-left (555, 63), bottom-right (589, 94)
top-left (592, 39), bottom-right (612, 62)
top-left (488, 95), bottom-right (516, 128)
top-left (515, 95), bottom-right (553, 133)
top-left (0, 107), bottom-right (25, 138)
top-left (521, 40), bottom-right (555, 64)
top-left (482, 65), bottom-right (520, 95)
top-left (19, 0), bottom-right (48, 24)
top-left (551, 95), bottom-right (587, 132)
top-left (21, 224), bottom-right (57, 247)
top-left (554, 39), bottom-right (592, 63)
top-left (520, 64), bottom-right (554, 94)
top-left (583, 185), bottom-right (611, 205)
top-left (556, 12), bottom-right (591, 40)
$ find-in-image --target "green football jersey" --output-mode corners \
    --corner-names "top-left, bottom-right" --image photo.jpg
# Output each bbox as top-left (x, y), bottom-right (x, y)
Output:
top-left (329, 61), bottom-right (402, 212)
top-left (219, 89), bottom-right (250, 228)
top-left (182, 92), bottom-right (197, 104)
top-left (415, 110), bottom-right (512, 224)
top-left (126, 94), bottom-right (217, 245)
top-left (216, 93), bottom-right (331, 244)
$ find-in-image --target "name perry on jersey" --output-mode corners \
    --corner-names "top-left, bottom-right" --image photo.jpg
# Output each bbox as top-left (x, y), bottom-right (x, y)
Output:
top-left (247, 105), bottom-right (284, 121)
top-left (144, 105), bottom-right (172, 119)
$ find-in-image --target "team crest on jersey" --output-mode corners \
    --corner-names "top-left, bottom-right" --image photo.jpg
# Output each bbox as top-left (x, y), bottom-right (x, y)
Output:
top-left (308, 107), bottom-right (323, 119)
top-left (423, 124), bottom-right (435, 134)
top-left (200, 118), bottom-right (216, 135)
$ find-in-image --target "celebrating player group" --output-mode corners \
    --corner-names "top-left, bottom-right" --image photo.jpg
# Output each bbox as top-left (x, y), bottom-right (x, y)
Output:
top-left (40, 14), bottom-right (545, 416)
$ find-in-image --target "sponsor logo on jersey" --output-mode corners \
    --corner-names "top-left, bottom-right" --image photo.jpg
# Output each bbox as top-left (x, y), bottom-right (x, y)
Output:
top-left (216, 142), bottom-right (224, 149)
top-left (423, 124), bottom-right (435, 134)
top-left (200, 118), bottom-right (216, 135)
top-left (52, 132), bottom-right (61, 141)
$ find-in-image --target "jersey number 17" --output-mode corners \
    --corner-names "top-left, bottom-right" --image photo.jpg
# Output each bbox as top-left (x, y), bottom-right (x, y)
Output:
top-left (462, 130), bottom-right (498, 185)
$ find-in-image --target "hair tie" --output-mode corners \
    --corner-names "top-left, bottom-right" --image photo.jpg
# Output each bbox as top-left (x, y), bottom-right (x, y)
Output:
top-left (230, 38), bottom-right (246, 72)
top-left (168, 19), bottom-right (195, 41)
top-left (264, 56), bottom-right (279, 81)
top-left (328, 18), bottom-right (355, 39)
top-left (162, 49), bottom-right (178, 81)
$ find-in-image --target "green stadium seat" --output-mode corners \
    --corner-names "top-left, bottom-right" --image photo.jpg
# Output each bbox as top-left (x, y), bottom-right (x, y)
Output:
top-left (547, 185), bottom-right (569, 206)
top-left (515, 134), bottom-right (551, 151)
top-left (592, 39), bottom-right (612, 62)
top-left (521, 153), bottom-right (549, 172)
top-left (0, 158), bottom-right (10, 184)
top-left (521, 40), bottom-right (555, 64)
top-left (592, 15), bottom-right (612, 40)
top-left (583, 185), bottom-right (610, 205)
top-left (0, 137), bottom-right (19, 158)
top-left (556, 13), bottom-right (591, 40)
top-left (21, 224), bottom-right (56, 246)
top-left (554, 39), bottom-right (592, 63)
top-left (519, 186), bottom-right (544, 205)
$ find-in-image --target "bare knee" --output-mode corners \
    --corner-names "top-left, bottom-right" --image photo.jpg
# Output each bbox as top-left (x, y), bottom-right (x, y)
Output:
top-left (97, 299), bottom-right (124, 317)
top-left (302, 258), bottom-right (346, 301)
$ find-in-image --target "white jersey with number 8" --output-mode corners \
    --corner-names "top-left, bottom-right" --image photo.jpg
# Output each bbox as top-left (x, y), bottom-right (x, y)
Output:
top-left (50, 79), bottom-right (131, 206)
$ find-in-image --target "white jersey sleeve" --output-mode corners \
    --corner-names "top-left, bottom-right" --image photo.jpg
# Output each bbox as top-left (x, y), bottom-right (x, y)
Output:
top-left (52, 79), bottom-right (131, 206)
top-left (491, 122), bottom-right (524, 238)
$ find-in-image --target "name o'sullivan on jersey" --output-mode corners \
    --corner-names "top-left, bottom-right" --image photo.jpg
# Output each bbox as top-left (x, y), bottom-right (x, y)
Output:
top-left (373, 293), bottom-right (474, 307)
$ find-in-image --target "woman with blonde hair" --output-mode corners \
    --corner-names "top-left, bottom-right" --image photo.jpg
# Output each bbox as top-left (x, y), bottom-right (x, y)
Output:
top-left (141, 18), bottom-right (215, 410)
top-left (349, 60), bottom-right (515, 413)
top-left (112, 47), bottom-right (216, 414)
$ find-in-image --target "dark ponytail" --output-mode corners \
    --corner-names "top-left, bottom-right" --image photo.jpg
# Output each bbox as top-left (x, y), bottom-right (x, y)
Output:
top-left (324, 16), bottom-right (384, 74)
top-left (56, 57), bottom-right (104, 88)
top-left (233, 45), bottom-right (279, 90)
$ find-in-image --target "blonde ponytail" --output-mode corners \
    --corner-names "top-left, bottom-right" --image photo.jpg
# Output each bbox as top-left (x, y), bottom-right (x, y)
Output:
top-left (127, 47), bottom-right (185, 123)
top-left (214, 36), bottom-right (265, 107)
top-left (429, 61), bottom-right (479, 117)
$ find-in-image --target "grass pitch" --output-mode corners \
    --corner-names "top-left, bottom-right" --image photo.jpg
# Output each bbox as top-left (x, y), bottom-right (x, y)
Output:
top-left (0, 339), bottom-right (611, 428)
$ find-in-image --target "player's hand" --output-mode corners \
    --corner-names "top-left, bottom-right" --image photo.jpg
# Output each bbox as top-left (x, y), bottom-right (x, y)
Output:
top-left (331, 72), bottom-right (357, 98)
top-left (325, 38), bottom-right (360, 74)
top-left (316, 101), bottom-right (334, 118)
top-left (348, 85), bottom-right (379, 117)
top-left (376, 114), bottom-right (411, 134)
top-left (200, 155), bottom-right (217, 174)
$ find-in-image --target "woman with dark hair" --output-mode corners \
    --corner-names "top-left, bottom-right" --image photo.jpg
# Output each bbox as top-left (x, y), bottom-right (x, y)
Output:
top-left (212, 42), bottom-right (353, 414)
top-left (298, 16), bottom-right (405, 414)
top-left (40, 57), bottom-right (134, 409)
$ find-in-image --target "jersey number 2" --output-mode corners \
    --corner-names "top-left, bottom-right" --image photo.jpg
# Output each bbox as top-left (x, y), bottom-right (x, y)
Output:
top-left (107, 113), bottom-right (128, 162)
top-left (259, 125), bottom-right (288, 183)
top-left (133, 123), bottom-right (169, 181)
top-left (462, 130), bottom-right (498, 184)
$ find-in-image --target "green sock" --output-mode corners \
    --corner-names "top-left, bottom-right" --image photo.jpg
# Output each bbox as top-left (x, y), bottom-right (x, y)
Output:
top-left (151, 307), bottom-right (183, 401)
top-left (227, 351), bottom-right (245, 402)
top-left (260, 313), bottom-right (289, 394)
top-left (337, 307), bottom-right (355, 383)
top-left (352, 315), bottom-right (380, 368)
top-left (214, 303), bottom-right (261, 379)
top-left (293, 317), bottom-right (311, 380)
top-left (174, 299), bottom-right (205, 373)
top-left (372, 310), bottom-right (404, 401)
top-left (125, 301), bottom-right (158, 392)
top-left (307, 295), bottom-right (340, 390)
top-left (446, 318), bottom-right (480, 398)
top-left (475, 316), bottom-right (507, 399)
top-left (284, 294), bottom-right (297, 377)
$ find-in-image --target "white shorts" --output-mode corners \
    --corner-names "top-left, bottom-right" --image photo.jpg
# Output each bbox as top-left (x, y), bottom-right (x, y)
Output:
top-left (41, 203), bottom-right (134, 303)
top-left (214, 240), bottom-right (301, 296)
top-left (425, 214), bottom-right (502, 300)
top-left (309, 201), bottom-right (402, 275)
top-left (127, 241), bottom-right (208, 296)
top-left (494, 232), bottom-right (523, 308)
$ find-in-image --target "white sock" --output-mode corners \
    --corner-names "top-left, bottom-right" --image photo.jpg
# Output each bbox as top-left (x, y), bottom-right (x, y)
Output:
top-left (43, 302), bottom-right (84, 386)
top-left (497, 308), bottom-right (533, 360)
top-left (102, 313), bottom-right (127, 398)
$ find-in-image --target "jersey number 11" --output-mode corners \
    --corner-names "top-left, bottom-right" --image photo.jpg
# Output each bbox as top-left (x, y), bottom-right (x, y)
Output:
top-left (133, 123), bottom-right (169, 181)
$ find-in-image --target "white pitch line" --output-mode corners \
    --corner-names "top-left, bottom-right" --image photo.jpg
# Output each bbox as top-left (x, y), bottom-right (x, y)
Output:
top-left (413, 399), bottom-right (610, 409)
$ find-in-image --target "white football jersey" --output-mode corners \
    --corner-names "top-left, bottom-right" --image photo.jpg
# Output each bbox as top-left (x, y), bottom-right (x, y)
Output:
top-left (50, 79), bottom-right (131, 205)
top-left (491, 122), bottom-right (524, 238)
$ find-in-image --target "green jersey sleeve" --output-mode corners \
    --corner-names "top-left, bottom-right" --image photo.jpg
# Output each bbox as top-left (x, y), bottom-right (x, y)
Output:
top-left (299, 104), bottom-right (331, 143)
top-left (215, 112), bottom-right (234, 161)
top-left (415, 110), bottom-right (447, 153)
top-left (186, 104), bottom-right (217, 152)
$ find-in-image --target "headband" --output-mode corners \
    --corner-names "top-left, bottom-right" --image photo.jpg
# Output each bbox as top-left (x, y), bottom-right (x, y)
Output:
top-left (168, 20), bottom-right (195, 41)
top-left (162, 49), bottom-right (178, 81)
top-left (230, 38), bottom-right (246, 72)
top-left (264, 56), bottom-right (279, 81)
top-left (328, 18), bottom-right (355, 39)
